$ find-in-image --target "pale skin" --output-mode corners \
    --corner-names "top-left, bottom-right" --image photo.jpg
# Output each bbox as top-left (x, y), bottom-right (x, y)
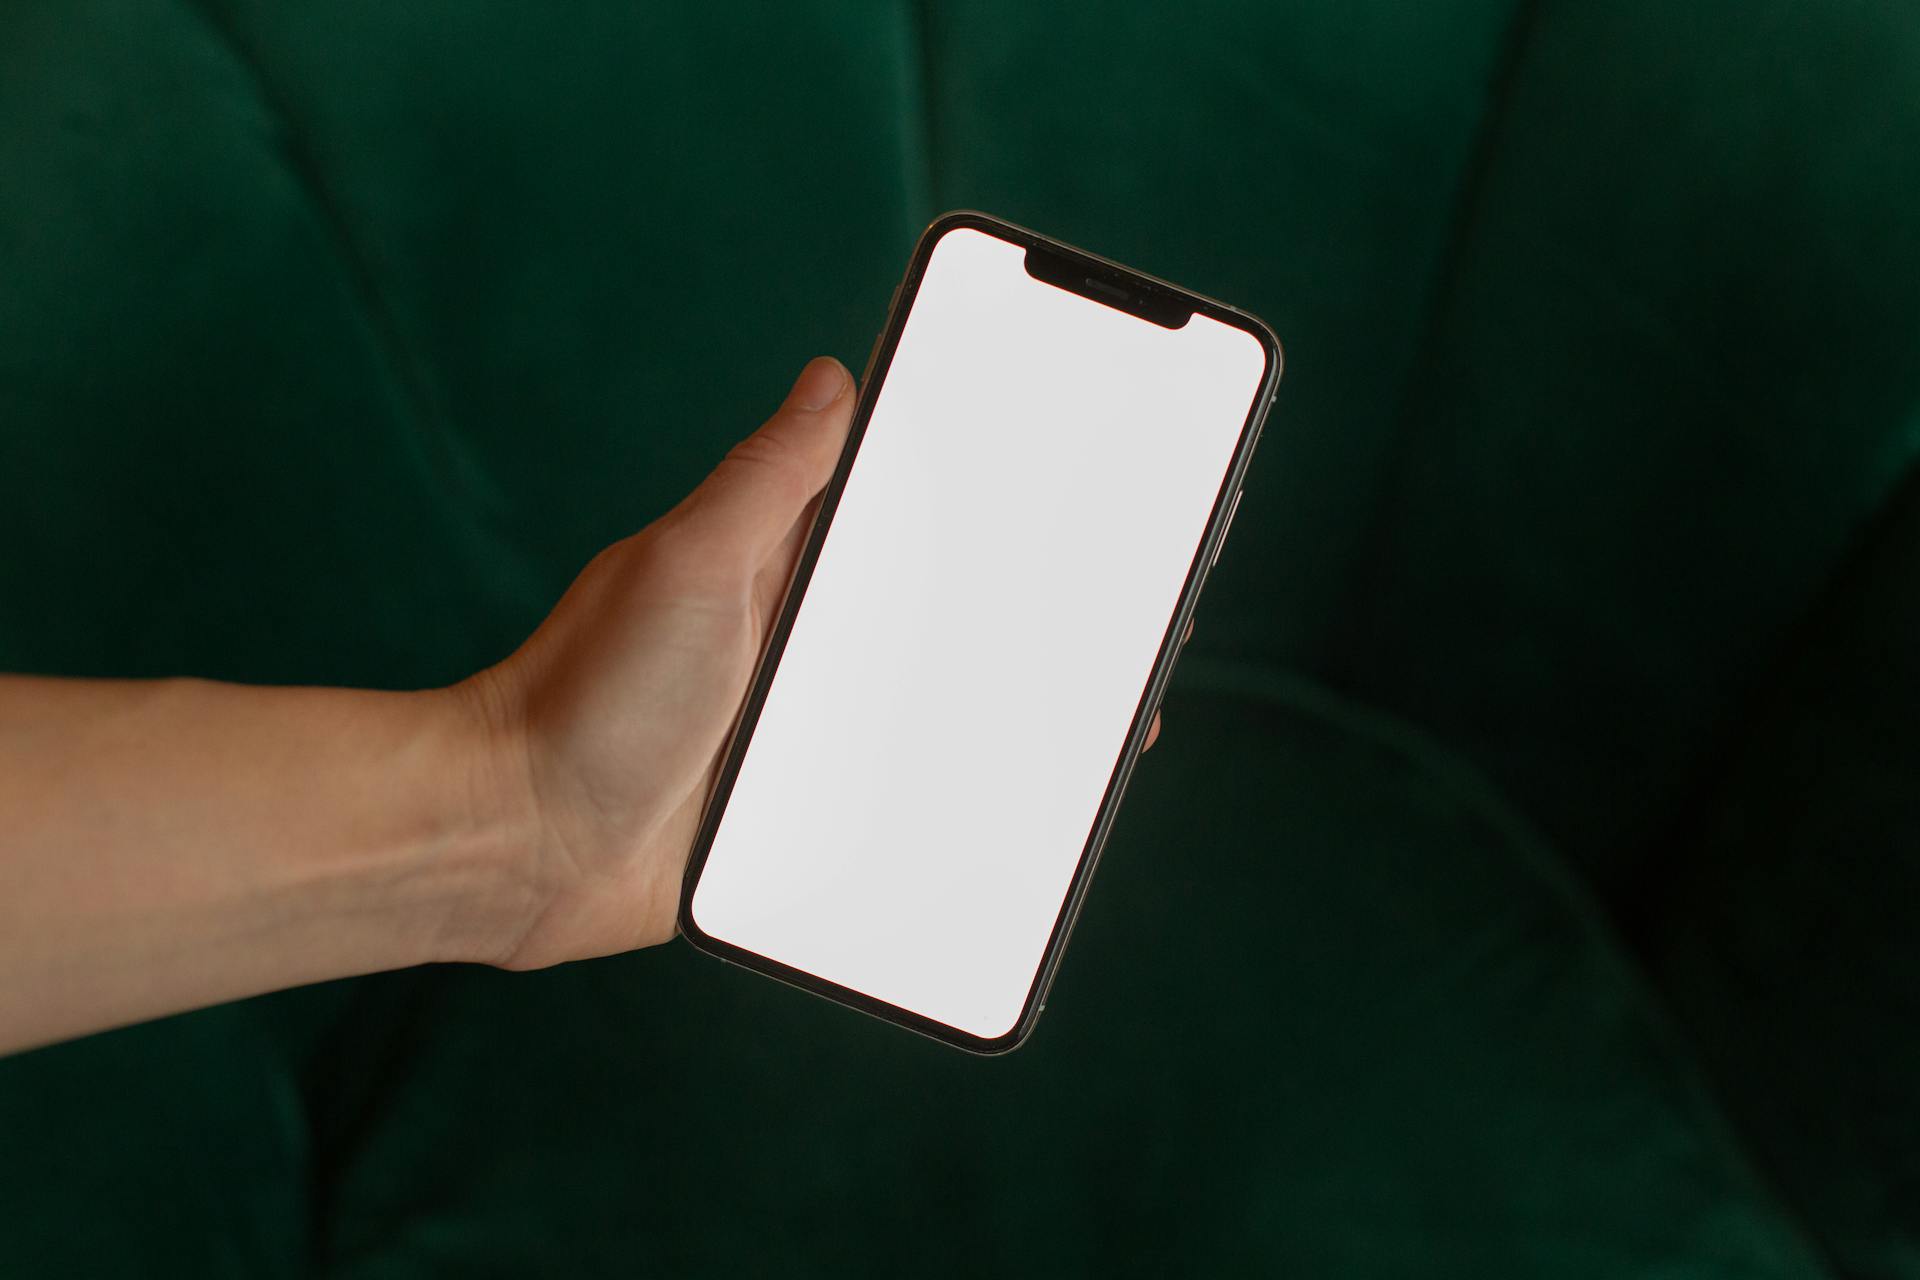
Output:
top-left (0, 358), bottom-right (1164, 1057)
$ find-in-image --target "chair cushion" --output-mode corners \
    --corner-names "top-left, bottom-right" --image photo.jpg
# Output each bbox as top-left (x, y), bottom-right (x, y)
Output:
top-left (1638, 479), bottom-right (1920, 1279)
top-left (0, 0), bottom-right (924, 690)
top-left (0, 0), bottom-right (1897, 1271)
top-left (0, 982), bottom-right (356, 1277)
top-left (293, 679), bottom-right (1823, 1277)
top-left (1322, 1), bottom-right (1920, 890)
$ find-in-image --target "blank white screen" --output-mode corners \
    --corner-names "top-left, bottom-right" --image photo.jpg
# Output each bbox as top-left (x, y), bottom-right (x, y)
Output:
top-left (689, 227), bottom-right (1267, 1040)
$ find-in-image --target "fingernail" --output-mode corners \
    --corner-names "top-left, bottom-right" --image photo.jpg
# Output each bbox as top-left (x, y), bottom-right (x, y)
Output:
top-left (791, 356), bottom-right (848, 411)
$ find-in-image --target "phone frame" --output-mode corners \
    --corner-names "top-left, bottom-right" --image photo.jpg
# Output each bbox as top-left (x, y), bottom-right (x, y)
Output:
top-left (677, 210), bottom-right (1283, 1054)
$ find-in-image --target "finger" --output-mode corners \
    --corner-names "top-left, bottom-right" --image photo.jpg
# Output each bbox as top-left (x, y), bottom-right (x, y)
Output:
top-left (1144, 710), bottom-right (1162, 751)
top-left (672, 357), bottom-right (853, 565)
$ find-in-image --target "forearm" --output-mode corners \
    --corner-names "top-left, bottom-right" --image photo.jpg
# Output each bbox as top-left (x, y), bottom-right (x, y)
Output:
top-left (0, 362), bottom-right (855, 1053)
top-left (0, 676), bottom-right (533, 1055)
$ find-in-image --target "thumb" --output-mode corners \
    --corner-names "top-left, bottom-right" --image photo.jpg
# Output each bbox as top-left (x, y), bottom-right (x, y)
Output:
top-left (672, 357), bottom-right (854, 565)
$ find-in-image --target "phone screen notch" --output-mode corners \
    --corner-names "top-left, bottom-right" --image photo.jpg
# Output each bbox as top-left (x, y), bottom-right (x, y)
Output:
top-left (1023, 246), bottom-right (1193, 330)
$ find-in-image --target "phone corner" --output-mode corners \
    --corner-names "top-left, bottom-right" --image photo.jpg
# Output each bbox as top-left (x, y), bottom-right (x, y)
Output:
top-left (950, 1006), bottom-right (1043, 1058)
top-left (915, 209), bottom-right (1019, 256)
top-left (1262, 327), bottom-right (1287, 387)
top-left (1236, 310), bottom-right (1285, 389)
top-left (674, 882), bottom-right (710, 950)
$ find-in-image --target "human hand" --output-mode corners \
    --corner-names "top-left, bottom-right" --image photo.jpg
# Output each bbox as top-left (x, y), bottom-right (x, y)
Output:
top-left (454, 357), bottom-right (863, 967)
top-left (458, 356), bottom-right (1164, 971)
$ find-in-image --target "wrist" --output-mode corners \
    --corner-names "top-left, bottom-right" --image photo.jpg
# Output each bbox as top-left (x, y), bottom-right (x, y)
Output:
top-left (428, 669), bottom-right (550, 966)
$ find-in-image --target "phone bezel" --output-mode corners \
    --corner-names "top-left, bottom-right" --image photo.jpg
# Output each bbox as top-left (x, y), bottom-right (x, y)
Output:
top-left (677, 210), bottom-right (1284, 1054)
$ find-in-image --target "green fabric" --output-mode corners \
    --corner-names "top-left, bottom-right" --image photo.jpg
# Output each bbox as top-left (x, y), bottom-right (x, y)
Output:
top-left (1639, 474), bottom-right (1920, 1279)
top-left (0, 979), bottom-right (365, 1275)
top-left (1328, 0), bottom-right (1920, 890)
top-left (0, 0), bottom-right (512, 689)
top-left (2, 688), bottom-right (1826, 1276)
top-left (2, 0), bottom-right (1917, 1273)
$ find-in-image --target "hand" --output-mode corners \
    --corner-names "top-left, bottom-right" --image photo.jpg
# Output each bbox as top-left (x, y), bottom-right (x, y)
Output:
top-left (460, 356), bottom-right (1165, 971)
top-left (0, 352), bottom-right (1177, 1053)
top-left (459, 357), bottom-right (862, 967)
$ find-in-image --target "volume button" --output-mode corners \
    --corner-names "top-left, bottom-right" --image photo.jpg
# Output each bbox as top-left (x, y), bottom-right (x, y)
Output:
top-left (859, 327), bottom-right (885, 386)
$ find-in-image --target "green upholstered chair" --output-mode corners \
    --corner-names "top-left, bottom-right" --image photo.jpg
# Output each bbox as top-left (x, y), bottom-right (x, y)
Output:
top-left (3, 2), bottom-right (1916, 1274)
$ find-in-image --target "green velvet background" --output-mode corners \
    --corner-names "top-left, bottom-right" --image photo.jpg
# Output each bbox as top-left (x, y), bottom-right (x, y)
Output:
top-left (2, 1), bottom-right (1917, 1275)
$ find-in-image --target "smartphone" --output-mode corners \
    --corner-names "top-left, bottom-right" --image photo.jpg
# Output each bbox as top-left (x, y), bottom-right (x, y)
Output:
top-left (679, 211), bottom-right (1281, 1053)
